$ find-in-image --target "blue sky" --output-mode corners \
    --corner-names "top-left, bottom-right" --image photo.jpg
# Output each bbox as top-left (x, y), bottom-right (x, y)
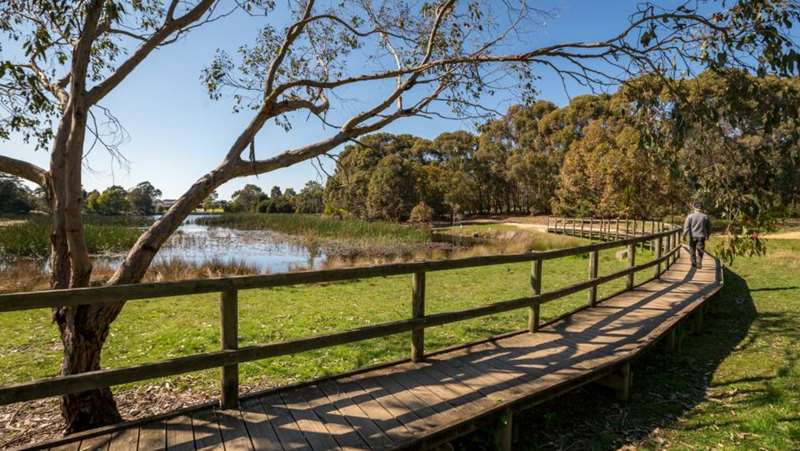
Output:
top-left (3, 1), bottom-right (660, 200)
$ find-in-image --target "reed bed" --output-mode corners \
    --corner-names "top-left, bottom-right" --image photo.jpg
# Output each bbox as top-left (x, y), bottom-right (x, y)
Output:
top-left (0, 221), bottom-right (143, 257)
top-left (196, 213), bottom-right (431, 243)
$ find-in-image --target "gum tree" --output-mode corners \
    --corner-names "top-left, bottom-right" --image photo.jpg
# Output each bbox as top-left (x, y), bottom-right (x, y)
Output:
top-left (1, 0), bottom-right (798, 433)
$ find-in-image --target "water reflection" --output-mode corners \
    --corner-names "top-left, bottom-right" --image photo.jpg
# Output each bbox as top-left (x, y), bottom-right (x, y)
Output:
top-left (100, 214), bottom-right (324, 273)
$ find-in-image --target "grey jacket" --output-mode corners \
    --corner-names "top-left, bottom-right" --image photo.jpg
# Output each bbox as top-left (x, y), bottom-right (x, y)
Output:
top-left (683, 211), bottom-right (711, 239)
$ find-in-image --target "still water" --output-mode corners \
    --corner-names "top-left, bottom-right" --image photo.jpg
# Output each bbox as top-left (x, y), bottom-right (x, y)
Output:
top-left (96, 214), bottom-right (324, 273)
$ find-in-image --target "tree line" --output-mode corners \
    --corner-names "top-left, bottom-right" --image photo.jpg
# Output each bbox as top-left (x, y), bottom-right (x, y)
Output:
top-left (224, 181), bottom-right (324, 214)
top-left (323, 70), bottom-right (800, 224)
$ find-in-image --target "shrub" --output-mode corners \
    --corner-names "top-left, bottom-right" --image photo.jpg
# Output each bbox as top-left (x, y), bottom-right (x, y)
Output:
top-left (409, 201), bottom-right (433, 224)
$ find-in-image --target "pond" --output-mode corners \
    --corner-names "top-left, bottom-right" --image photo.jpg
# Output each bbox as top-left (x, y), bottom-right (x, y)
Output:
top-left (96, 214), bottom-right (325, 273)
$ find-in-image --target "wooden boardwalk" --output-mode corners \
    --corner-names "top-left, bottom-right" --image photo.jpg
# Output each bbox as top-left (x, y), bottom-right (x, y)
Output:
top-left (32, 247), bottom-right (721, 451)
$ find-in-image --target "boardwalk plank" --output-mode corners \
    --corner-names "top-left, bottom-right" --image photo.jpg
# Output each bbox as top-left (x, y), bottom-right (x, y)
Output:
top-left (192, 409), bottom-right (223, 451)
top-left (49, 443), bottom-right (80, 451)
top-left (298, 385), bottom-right (370, 450)
top-left (137, 421), bottom-right (166, 451)
top-left (216, 408), bottom-right (253, 451)
top-left (356, 374), bottom-right (434, 432)
top-left (281, 388), bottom-right (340, 450)
top-left (238, 398), bottom-right (282, 451)
top-left (107, 427), bottom-right (139, 451)
top-left (165, 414), bottom-right (195, 451)
top-left (78, 434), bottom-right (111, 451)
top-left (333, 378), bottom-right (416, 443)
top-left (260, 394), bottom-right (309, 450)
top-left (319, 380), bottom-right (396, 449)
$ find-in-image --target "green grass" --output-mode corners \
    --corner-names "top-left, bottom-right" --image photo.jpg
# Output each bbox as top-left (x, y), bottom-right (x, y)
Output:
top-left (0, 244), bottom-right (655, 394)
top-left (473, 238), bottom-right (800, 450)
top-left (0, 219), bottom-right (144, 257)
top-left (195, 213), bottom-right (431, 243)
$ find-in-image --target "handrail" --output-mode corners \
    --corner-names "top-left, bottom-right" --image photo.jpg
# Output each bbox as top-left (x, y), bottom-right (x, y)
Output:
top-left (0, 218), bottom-right (683, 409)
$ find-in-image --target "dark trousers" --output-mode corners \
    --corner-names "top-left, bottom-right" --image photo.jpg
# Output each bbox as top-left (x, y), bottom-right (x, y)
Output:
top-left (689, 236), bottom-right (706, 267)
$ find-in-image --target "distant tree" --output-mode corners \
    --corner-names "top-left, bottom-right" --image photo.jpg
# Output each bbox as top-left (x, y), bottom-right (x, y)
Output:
top-left (86, 186), bottom-right (131, 216)
top-left (230, 184), bottom-right (264, 212)
top-left (0, 174), bottom-right (34, 214)
top-left (367, 155), bottom-right (419, 221)
top-left (127, 181), bottom-right (162, 215)
top-left (84, 190), bottom-right (102, 214)
top-left (295, 181), bottom-right (324, 213)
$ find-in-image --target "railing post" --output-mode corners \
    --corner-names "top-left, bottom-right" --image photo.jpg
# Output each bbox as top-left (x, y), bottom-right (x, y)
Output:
top-left (580, 218), bottom-right (585, 238)
top-left (220, 287), bottom-right (238, 410)
top-left (615, 218), bottom-right (620, 240)
top-left (529, 257), bottom-right (542, 332)
top-left (626, 242), bottom-right (636, 290)
top-left (411, 271), bottom-right (426, 362)
top-left (588, 250), bottom-right (599, 306)
top-left (655, 236), bottom-right (663, 278)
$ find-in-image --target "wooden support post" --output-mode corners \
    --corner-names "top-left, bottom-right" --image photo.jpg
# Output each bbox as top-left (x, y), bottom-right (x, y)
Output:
top-left (615, 218), bottom-right (620, 240)
top-left (693, 308), bottom-right (704, 334)
top-left (529, 258), bottom-right (542, 332)
top-left (666, 232), bottom-right (673, 266)
top-left (580, 218), bottom-right (585, 238)
top-left (497, 408), bottom-right (513, 451)
top-left (596, 362), bottom-right (632, 401)
top-left (588, 250), bottom-right (599, 306)
top-left (411, 271), bottom-right (426, 362)
top-left (655, 236), bottom-right (663, 278)
top-left (663, 326), bottom-right (678, 353)
top-left (676, 323), bottom-right (686, 353)
top-left (220, 287), bottom-right (238, 410)
top-left (627, 243), bottom-right (635, 290)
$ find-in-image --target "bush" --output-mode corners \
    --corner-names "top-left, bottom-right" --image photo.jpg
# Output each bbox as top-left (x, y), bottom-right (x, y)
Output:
top-left (409, 201), bottom-right (433, 224)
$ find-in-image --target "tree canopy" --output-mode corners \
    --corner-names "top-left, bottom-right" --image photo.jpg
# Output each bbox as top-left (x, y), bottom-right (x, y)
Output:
top-left (323, 70), bottom-right (800, 242)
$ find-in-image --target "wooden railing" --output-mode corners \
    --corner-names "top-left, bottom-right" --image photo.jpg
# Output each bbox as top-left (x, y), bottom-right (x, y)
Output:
top-left (0, 220), bottom-right (682, 410)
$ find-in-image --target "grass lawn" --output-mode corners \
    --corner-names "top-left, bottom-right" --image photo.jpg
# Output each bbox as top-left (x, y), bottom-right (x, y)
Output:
top-left (464, 238), bottom-right (800, 450)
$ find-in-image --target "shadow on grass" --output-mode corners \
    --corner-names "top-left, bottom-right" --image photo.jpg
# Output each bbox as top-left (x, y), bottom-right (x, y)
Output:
top-left (452, 267), bottom-right (760, 450)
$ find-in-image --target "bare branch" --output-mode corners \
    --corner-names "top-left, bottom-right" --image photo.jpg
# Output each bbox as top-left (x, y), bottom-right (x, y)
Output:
top-left (86, 0), bottom-right (217, 105)
top-left (0, 154), bottom-right (50, 187)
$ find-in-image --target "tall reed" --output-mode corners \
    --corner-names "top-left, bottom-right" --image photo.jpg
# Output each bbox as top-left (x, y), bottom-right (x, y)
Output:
top-left (196, 213), bottom-right (431, 242)
top-left (0, 220), bottom-right (143, 257)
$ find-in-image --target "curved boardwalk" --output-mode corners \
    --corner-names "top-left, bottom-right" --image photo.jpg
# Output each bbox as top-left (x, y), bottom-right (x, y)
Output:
top-left (31, 246), bottom-right (722, 451)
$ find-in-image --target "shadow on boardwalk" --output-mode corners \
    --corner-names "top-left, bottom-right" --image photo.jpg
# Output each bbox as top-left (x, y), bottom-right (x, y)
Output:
top-left (454, 267), bottom-right (758, 450)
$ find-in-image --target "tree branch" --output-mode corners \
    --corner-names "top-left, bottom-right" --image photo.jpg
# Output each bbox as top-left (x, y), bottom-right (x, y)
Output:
top-left (86, 0), bottom-right (216, 104)
top-left (0, 154), bottom-right (50, 187)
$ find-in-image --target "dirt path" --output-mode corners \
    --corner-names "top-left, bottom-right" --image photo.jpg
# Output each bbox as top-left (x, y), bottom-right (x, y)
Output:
top-left (502, 222), bottom-right (549, 233)
top-left (0, 220), bottom-right (25, 227)
top-left (765, 230), bottom-right (800, 239)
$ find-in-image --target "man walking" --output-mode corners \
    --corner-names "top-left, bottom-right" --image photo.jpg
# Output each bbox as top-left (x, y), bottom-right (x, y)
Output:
top-left (683, 202), bottom-right (712, 269)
